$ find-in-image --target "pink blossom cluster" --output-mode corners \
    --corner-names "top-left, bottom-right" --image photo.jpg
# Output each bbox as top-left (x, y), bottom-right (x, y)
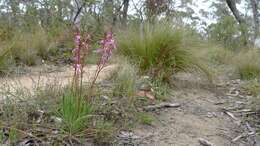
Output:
top-left (73, 31), bottom-right (82, 75)
top-left (97, 31), bottom-right (116, 65)
top-left (72, 31), bottom-right (91, 76)
top-left (91, 31), bottom-right (116, 88)
top-left (72, 29), bottom-right (116, 91)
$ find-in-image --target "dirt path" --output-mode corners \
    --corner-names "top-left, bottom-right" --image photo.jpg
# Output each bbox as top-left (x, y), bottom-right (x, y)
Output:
top-left (130, 74), bottom-right (257, 146)
top-left (0, 64), bottom-right (116, 98)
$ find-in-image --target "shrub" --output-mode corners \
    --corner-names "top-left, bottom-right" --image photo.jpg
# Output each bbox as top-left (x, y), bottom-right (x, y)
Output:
top-left (233, 50), bottom-right (260, 80)
top-left (94, 121), bottom-right (116, 145)
top-left (207, 16), bottom-right (243, 51)
top-left (9, 28), bottom-right (49, 65)
top-left (206, 45), bottom-right (234, 65)
top-left (243, 80), bottom-right (260, 96)
top-left (137, 112), bottom-right (154, 125)
top-left (0, 48), bottom-right (15, 75)
top-left (117, 22), bottom-right (208, 82)
top-left (110, 58), bottom-right (138, 97)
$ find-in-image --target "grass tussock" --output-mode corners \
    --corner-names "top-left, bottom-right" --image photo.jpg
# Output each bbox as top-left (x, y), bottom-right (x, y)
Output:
top-left (59, 92), bottom-right (92, 134)
top-left (233, 49), bottom-right (260, 80)
top-left (117, 22), bottom-right (210, 82)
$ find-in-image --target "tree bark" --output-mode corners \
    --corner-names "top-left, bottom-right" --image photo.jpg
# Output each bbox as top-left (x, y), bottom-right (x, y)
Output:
top-left (104, 0), bottom-right (114, 27)
top-left (122, 0), bottom-right (129, 27)
top-left (250, 0), bottom-right (259, 40)
top-left (73, 0), bottom-right (86, 24)
top-left (225, 0), bottom-right (248, 45)
top-left (225, 0), bottom-right (244, 24)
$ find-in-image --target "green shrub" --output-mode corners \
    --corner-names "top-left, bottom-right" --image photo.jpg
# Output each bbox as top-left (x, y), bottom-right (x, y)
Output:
top-left (0, 48), bottom-right (15, 75)
top-left (110, 58), bottom-right (138, 97)
top-left (117, 22), bottom-right (207, 82)
top-left (233, 50), bottom-right (260, 80)
top-left (59, 92), bottom-right (92, 134)
top-left (207, 46), bottom-right (234, 65)
top-left (94, 121), bottom-right (116, 145)
top-left (208, 16), bottom-right (243, 51)
top-left (243, 80), bottom-right (260, 96)
top-left (137, 112), bottom-right (154, 125)
top-left (9, 29), bottom-right (49, 65)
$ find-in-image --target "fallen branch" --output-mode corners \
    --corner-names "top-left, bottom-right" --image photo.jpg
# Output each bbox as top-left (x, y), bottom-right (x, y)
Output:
top-left (143, 102), bottom-right (181, 111)
top-left (245, 122), bottom-right (255, 134)
top-left (232, 132), bottom-right (255, 142)
top-left (232, 133), bottom-right (247, 142)
top-left (224, 111), bottom-right (238, 120)
top-left (198, 138), bottom-right (214, 146)
top-left (223, 111), bottom-right (241, 125)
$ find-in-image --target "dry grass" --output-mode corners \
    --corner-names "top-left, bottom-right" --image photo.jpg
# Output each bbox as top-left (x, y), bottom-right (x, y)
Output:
top-left (233, 49), bottom-right (260, 80)
top-left (117, 22), bottom-right (210, 82)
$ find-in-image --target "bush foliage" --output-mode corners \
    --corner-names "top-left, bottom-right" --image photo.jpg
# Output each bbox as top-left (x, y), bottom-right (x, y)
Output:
top-left (233, 50), bottom-right (260, 80)
top-left (117, 23), bottom-right (209, 82)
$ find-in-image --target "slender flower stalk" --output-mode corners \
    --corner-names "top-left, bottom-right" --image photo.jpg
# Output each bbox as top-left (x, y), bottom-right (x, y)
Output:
top-left (71, 29), bottom-right (116, 100)
top-left (90, 31), bottom-right (116, 90)
top-left (72, 28), bottom-right (91, 96)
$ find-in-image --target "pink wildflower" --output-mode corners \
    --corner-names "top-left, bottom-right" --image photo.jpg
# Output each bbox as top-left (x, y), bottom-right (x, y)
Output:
top-left (73, 31), bottom-right (82, 76)
top-left (91, 31), bottom-right (116, 89)
top-left (98, 31), bottom-right (116, 65)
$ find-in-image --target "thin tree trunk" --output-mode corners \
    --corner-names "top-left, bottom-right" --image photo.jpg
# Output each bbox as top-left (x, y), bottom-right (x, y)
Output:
top-left (73, 1), bottom-right (86, 25)
top-left (250, 0), bottom-right (259, 40)
top-left (225, 0), bottom-right (244, 24)
top-left (122, 0), bottom-right (129, 27)
top-left (225, 0), bottom-right (248, 45)
top-left (104, 0), bottom-right (114, 27)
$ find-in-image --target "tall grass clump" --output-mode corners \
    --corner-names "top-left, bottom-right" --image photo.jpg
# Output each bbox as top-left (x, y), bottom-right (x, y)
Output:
top-left (59, 91), bottom-right (92, 134)
top-left (117, 22), bottom-right (208, 82)
top-left (233, 50), bottom-right (260, 80)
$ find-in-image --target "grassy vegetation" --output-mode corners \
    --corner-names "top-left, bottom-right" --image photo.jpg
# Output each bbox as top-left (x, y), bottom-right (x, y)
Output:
top-left (243, 80), bottom-right (260, 96)
top-left (137, 112), bottom-right (154, 125)
top-left (233, 49), bottom-right (260, 80)
top-left (59, 92), bottom-right (92, 134)
top-left (117, 22), bottom-right (209, 82)
top-left (109, 58), bottom-right (138, 97)
top-left (1, 20), bottom-right (259, 145)
top-left (0, 26), bottom-right (73, 74)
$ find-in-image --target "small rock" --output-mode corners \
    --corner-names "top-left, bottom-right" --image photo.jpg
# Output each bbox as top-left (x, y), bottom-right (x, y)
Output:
top-left (50, 116), bottom-right (62, 124)
top-left (101, 95), bottom-right (109, 100)
top-left (117, 130), bottom-right (140, 145)
top-left (28, 110), bottom-right (44, 123)
top-left (206, 112), bottom-right (217, 118)
top-left (198, 138), bottom-right (214, 146)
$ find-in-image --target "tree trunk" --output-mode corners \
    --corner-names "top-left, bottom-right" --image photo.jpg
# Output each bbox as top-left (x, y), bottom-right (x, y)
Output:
top-left (250, 0), bottom-right (259, 40)
top-left (122, 0), bottom-right (129, 27)
top-left (225, 0), bottom-right (248, 45)
top-left (225, 0), bottom-right (244, 24)
top-left (104, 0), bottom-right (114, 27)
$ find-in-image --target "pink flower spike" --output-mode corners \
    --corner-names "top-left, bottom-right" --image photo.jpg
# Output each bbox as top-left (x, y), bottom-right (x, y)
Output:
top-left (75, 64), bottom-right (82, 75)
